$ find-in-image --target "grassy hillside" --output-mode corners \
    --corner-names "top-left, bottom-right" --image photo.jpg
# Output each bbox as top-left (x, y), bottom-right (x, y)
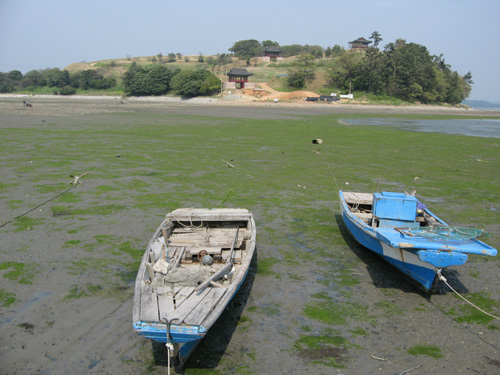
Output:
top-left (63, 54), bottom-right (465, 107)
top-left (64, 55), bottom-right (335, 96)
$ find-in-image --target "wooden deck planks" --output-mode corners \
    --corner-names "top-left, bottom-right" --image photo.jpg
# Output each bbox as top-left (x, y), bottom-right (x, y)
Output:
top-left (184, 288), bottom-right (228, 326)
top-left (139, 283), bottom-right (159, 322)
top-left (136, 208), bottom-right (255, 329)
top-left (158, 286), bottom-right (196, 321)
top-left (343, 192), bottom-right (373, 205)
top-left (168, 288), bottom-right (212, 323)
top-left (157, 287), bottom-right (176, 321)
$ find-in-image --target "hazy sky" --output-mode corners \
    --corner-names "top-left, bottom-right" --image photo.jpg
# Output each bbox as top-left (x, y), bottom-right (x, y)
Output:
top-left (1, 0), bottom-right (499, 102)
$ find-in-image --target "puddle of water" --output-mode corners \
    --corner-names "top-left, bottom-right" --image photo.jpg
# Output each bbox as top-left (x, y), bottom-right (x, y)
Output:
top-left (342, 118), bottom-right (500, 138)
top-left (0, 290), bottom-right (54, 328)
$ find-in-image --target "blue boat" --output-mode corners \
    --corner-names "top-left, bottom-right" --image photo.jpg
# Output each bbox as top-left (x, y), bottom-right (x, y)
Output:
top-left (133, 208), bottom-right (256, 367)
top-left (339, 191), bottom-right (497, 291)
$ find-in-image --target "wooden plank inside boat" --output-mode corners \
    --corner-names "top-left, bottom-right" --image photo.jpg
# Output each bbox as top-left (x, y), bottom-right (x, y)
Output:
top-left (343, 192), bottom-right (373, 205)
top-left (168, 288), bottom-right (212, 323)
top-left (157, 288), bottom-right (176, 319)
top-left (139, 283), bottom-right (160, 322)
top-left (184, 288), bottom-right (227, 325)
top-left (174, 287), bottom-right (195, 308)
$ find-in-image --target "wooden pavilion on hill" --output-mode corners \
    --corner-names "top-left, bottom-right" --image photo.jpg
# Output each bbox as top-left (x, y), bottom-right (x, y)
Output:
top-left (264, 46), bottom-right (282, 58)
top-left (348, 37), bottom-right (372, 50)
top-left (227, 68), bottom-right (254, 89)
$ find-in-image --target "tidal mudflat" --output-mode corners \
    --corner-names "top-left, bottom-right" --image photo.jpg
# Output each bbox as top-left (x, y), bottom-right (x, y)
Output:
top-left (1, 97), bottom-right (499, 375)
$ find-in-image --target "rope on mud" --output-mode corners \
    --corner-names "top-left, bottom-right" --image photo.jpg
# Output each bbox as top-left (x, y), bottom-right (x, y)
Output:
top-left (0, 171), bottom-right (89, 229)
top-left (219, 159), bottom-right (237, 207)
top-left (437, 269), bottom-right (500, 321)
top-left (325, 161), bottom-right (340, 192)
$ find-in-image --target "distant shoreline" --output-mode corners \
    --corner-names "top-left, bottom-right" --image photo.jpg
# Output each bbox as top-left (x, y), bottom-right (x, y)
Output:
top-left (2, 93), bottom-right (500, 117)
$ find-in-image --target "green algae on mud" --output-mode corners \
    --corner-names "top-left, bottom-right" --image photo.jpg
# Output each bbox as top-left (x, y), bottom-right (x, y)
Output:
top-left (448, 292), bottom-right (500, 327)
top-left (303, 299), bottom-right (373, 326)
top-left (1, 102), bottom-right (499, 374)
top-left (294, 332), bottom-right (350, 368)
top-left (407, 344), bottom-right (443, 359)
top-left (0, 288), bottom-right (16, 307)
top-left (0, 261), bottom-right (36, 284)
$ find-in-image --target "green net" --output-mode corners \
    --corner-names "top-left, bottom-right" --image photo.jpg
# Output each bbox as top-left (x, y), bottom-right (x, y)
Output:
top-left (406, 226), bottom-right (488, 243)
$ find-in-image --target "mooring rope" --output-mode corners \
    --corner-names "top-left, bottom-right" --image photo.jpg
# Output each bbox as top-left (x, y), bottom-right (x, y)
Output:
top-left (165, 318), bottom-right (179, 375)
top-left (0, 172), bottom-right (89, 229)
top-left (218, 158), bottom-right (238, 207)
top-left (437, 269), bottom-right (500, 321)
top-left (325, 161), bottom-right (340, 192)
top-left (170, 208), bottom-right (204, 229)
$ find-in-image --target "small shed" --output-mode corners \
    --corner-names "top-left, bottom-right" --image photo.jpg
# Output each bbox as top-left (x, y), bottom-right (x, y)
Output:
top-left (349, 37), bottom-right (372, 50)
top-left (227, 68), bottom-right (254, 89)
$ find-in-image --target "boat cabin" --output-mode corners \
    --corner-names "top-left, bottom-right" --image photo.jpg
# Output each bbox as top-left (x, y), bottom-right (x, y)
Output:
top-left (372, 192), bottom-right (418, 228)
top-left (343, 191), bottom-right (440, 229)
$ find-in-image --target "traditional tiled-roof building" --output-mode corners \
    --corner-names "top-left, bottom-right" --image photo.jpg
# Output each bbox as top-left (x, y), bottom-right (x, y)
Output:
top-left (264, 46), bottom-right (282, 58)
top-left (227, 68), bottom-right (254, 89)
top-left (348, 37), bottom-right (372, 50)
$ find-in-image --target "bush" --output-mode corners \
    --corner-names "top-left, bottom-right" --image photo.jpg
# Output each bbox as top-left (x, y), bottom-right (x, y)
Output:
top-left (59, 85), bottom-right (76, 95)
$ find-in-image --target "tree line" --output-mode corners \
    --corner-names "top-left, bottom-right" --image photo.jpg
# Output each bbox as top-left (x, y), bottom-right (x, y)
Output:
top-left (0, 68), bottom-right (116, 95)
top-left (229, 35), bottom-right (473, 105)
top-left (324, 39), bottom-right (473, 104)
top-left (122, 62), bottom-right (220, 96)
top-left (0, 63), bottom-right (221, 97)
top-left (0, 33), bottom-right (473, 104)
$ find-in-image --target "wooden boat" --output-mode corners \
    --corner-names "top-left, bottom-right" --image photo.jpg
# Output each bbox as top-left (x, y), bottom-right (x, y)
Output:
top-left (339, 191), bottom-right (497, 291)
top-left (133, 208), bottom-right (256, 367)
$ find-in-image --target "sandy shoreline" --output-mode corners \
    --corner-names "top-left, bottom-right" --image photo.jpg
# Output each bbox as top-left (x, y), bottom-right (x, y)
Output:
top-left (2, 93), bottom-right (500, 117)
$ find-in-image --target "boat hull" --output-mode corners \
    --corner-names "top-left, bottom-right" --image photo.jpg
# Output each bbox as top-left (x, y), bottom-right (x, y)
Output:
top-left (133, 208), bottom-right (256, 367)
top-left (340, 204), bottom-right (437, 290)
top-left (133, 262), bottom-right (252, 364)
top-left (339, 191), bottom-right (497, 291)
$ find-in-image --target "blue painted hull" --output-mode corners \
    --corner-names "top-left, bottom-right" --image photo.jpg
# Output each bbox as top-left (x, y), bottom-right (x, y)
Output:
top-left (339, 191), bottom-right (497, 291)
top-left (133, 322), bottom-right (205, 363)
top-left (341, 203), bottom-right (437, 290)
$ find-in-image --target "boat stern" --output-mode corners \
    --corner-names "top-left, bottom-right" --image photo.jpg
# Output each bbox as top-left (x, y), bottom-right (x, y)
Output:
top-left (133, 321), bottom-right (206, 344)
top-left (417, 250), bottom-right (468, 268)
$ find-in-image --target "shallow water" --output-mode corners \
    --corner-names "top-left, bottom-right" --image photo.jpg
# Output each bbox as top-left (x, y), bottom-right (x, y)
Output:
top-left (0, 290), bottom-right (53, 328)
top-left (343, 118), bottom-right (500, 138)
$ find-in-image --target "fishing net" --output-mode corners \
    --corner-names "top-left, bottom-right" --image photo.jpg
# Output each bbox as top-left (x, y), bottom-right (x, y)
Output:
top-left (151, 266), bottom-right (213, 288)
top-left (405, 226), bottom-right (488, 243)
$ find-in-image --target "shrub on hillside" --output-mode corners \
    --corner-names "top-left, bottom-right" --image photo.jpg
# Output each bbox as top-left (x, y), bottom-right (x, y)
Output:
top-left (59, 85), bottom-right (76, 95)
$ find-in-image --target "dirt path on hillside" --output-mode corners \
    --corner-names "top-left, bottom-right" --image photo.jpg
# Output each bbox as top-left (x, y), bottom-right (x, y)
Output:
top-left (255, 82), bottom-right (319, 101)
